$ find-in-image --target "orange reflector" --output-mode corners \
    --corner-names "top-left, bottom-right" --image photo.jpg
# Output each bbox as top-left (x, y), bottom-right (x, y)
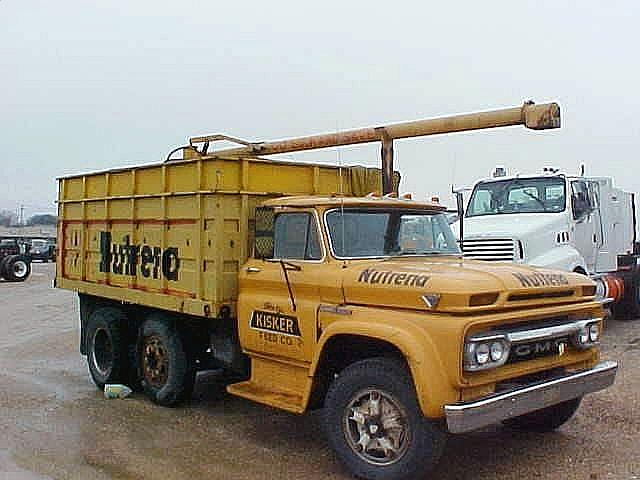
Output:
top-left (603, 275), bottom-right (624, 303)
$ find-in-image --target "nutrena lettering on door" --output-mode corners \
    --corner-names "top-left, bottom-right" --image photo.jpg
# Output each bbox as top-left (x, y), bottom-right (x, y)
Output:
top-left (99, 232), bottom-right (180, 280)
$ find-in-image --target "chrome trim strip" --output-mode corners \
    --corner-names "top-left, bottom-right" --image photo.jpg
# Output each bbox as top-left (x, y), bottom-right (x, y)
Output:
top-left (318, 304), bottom-right (352, 315)
top-left (506, 318), bottom-right (597, 343)
top-left (445, 360), bottom-right (618, 434)
top-left (468, 318), bottom-right (600, 344)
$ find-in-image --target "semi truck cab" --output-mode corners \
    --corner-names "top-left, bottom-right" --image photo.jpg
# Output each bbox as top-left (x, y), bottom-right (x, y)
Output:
top-left (459, 170), bottom-right (640, 316)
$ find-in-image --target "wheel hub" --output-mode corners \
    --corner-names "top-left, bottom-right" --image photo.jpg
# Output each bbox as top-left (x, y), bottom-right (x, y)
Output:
top-left (344, 388), bottom-right (411, 466)
top-left (92, 328), bottom-right (113, 377)
top-left (13, 261), bottom-right (27, 278)
top-left (142, 336), bottom-right (169, 387)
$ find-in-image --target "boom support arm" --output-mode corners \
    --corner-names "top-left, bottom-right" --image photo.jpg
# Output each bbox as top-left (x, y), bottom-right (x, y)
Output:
top-left (188, 101), bottom-right (561, 194)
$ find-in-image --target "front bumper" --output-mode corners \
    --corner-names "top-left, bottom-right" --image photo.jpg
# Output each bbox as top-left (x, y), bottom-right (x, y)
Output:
top-left (445, 360), bottom-right (618, 433)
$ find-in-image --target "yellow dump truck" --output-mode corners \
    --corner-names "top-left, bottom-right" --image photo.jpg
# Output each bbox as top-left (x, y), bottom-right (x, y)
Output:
top-left (56, 102), bottom-right (617, 480)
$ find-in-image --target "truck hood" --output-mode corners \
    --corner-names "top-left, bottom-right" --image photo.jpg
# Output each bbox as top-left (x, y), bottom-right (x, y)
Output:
top-left (341, 256), bottom-right (594, 313)
top-left (452, 213), bottom-right (566, 240)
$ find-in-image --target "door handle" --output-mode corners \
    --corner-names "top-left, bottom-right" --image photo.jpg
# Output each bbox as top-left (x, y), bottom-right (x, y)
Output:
top-left (246, 267), bottom-right (261, 273)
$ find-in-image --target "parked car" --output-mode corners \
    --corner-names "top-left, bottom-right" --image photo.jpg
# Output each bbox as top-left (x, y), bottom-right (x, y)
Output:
top-left (29, 239), bottom-right (56, 262)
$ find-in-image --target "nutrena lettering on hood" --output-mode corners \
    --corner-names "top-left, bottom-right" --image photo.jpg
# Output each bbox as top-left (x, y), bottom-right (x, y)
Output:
top-left (358, 268), bottom-right (430, 287)
top-left (340, 257), bottom-right (591, 313)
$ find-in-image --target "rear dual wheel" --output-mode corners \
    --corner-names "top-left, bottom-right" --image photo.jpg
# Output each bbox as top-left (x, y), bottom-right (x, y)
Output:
top-left (0, 255), bottom-right (31, 282)
top-left (86, 308), bottom-right (129, 389)
top-left (139, 316), bottom-right (196, 407)
top-left (86, 309), bottom-right (196, 406)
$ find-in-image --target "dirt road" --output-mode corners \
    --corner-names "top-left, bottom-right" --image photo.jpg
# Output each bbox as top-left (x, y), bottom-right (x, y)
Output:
top-left (1, 264), bottom-right (638, 479)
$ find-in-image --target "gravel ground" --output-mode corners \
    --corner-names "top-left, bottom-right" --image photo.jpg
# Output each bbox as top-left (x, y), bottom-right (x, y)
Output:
top-left (0, 263), bottom-right (638, 479)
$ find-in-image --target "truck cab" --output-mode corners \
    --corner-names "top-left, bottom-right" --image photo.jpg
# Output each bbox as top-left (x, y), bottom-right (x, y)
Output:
top-left (230, 195), bottom-right (616, 478)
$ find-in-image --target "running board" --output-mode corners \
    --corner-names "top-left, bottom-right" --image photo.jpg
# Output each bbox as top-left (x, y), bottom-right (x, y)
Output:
top-left (227, 381), bottom-right (304, 414)
top-left (226, 355), bottom-right (309, 414)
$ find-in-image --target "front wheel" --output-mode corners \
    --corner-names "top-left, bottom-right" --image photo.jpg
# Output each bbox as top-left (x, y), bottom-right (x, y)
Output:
top-left (504, 397), bottom-right (582, 432)
top-left (139, 315), bottom-right (196, 407)
top-left (324, 358), bottom-right (446, 480)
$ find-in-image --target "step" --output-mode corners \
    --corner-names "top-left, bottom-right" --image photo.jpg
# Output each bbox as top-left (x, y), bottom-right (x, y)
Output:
top-left (227, 380), bottom-right (305, 413)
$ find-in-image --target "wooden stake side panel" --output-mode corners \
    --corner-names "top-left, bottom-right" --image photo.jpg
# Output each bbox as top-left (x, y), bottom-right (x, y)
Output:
top-left (57, 157), bottom-right (364, 317)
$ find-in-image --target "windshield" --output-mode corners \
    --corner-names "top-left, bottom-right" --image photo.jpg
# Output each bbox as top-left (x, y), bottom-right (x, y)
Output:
top-left (31, 240), bottom-right (47, 248)
top-left (466, 177), bottom-right (566, 217)
top-left (326, 209), bottom-right (461, 258)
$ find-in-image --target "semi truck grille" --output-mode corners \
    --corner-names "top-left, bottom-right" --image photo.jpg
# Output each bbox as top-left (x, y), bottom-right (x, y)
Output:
top-left (462, 238), bottom-right (515, 262)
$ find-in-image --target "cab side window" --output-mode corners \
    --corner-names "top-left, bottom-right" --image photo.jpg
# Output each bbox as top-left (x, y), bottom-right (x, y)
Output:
top-left (273, 213), bottom-right (322, 260)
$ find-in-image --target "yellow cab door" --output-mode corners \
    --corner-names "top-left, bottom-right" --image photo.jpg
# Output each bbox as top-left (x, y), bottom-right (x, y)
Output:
top-left (238, 208), bottom-right (325, 365)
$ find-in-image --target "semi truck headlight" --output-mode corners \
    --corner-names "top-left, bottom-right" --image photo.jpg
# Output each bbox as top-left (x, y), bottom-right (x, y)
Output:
top-left (464, 336), bottom-right (510, 371)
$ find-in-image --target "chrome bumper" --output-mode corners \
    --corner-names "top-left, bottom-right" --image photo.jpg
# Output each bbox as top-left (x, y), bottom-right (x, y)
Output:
top-left (445, 360), bottom-right (618, 434)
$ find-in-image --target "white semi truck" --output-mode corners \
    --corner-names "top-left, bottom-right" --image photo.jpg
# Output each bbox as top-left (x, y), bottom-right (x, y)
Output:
top-left (455, 168), bottom-right (640, 317)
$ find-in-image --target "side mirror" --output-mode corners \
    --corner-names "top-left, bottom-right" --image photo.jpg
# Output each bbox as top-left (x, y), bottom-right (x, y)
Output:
top-left (254, 206), bottom-right (275, 259)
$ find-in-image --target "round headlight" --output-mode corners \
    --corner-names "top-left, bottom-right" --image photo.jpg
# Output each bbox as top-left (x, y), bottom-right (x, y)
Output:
top-left (589, 323), bottom-right (600, 342)
top-left (475, 343), bottom-right (490, 364)
top-left (578, 327), bottom-right (589, 345)
top-left (490, 341), bottom-right (505, 361)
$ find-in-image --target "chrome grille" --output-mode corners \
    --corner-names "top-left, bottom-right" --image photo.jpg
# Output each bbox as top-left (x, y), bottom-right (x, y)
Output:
top-left (462, 238), bottom-right (515, 262)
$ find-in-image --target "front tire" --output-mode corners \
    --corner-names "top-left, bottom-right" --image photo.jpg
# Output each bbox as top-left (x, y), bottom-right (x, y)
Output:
top-left (324, 357), bottom-right (446, 480)
top-left (139, 315), bottom-right (196, 407)
top-left (504, 397), bottom-right (582, 432)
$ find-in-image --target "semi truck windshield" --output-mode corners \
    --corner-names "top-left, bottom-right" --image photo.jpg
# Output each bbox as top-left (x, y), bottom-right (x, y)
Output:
top-left (466, 177), bottom-right (566, 217)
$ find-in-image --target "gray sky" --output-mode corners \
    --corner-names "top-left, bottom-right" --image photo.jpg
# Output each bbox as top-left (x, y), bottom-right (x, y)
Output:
top-left (2, 1), bottom-right (639, 217)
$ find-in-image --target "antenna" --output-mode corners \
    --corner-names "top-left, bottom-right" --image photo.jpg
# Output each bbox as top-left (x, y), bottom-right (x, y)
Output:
top-left (336, 127), bottom-right (346, 265)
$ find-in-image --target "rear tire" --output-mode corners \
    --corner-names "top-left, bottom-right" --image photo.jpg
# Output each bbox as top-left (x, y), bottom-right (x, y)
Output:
top-left (504, 397), bottom-right (582, 432)
top-left (323, 357), bottom-right (446, 480)
top-left (86, 307), bottom-right (128, 390)
top-left (4, 255), bottom-right (31, 282)
top-left (0, 256), bottom-right (11, 280)
top-left (139, 315), bottom-right (196, 407)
